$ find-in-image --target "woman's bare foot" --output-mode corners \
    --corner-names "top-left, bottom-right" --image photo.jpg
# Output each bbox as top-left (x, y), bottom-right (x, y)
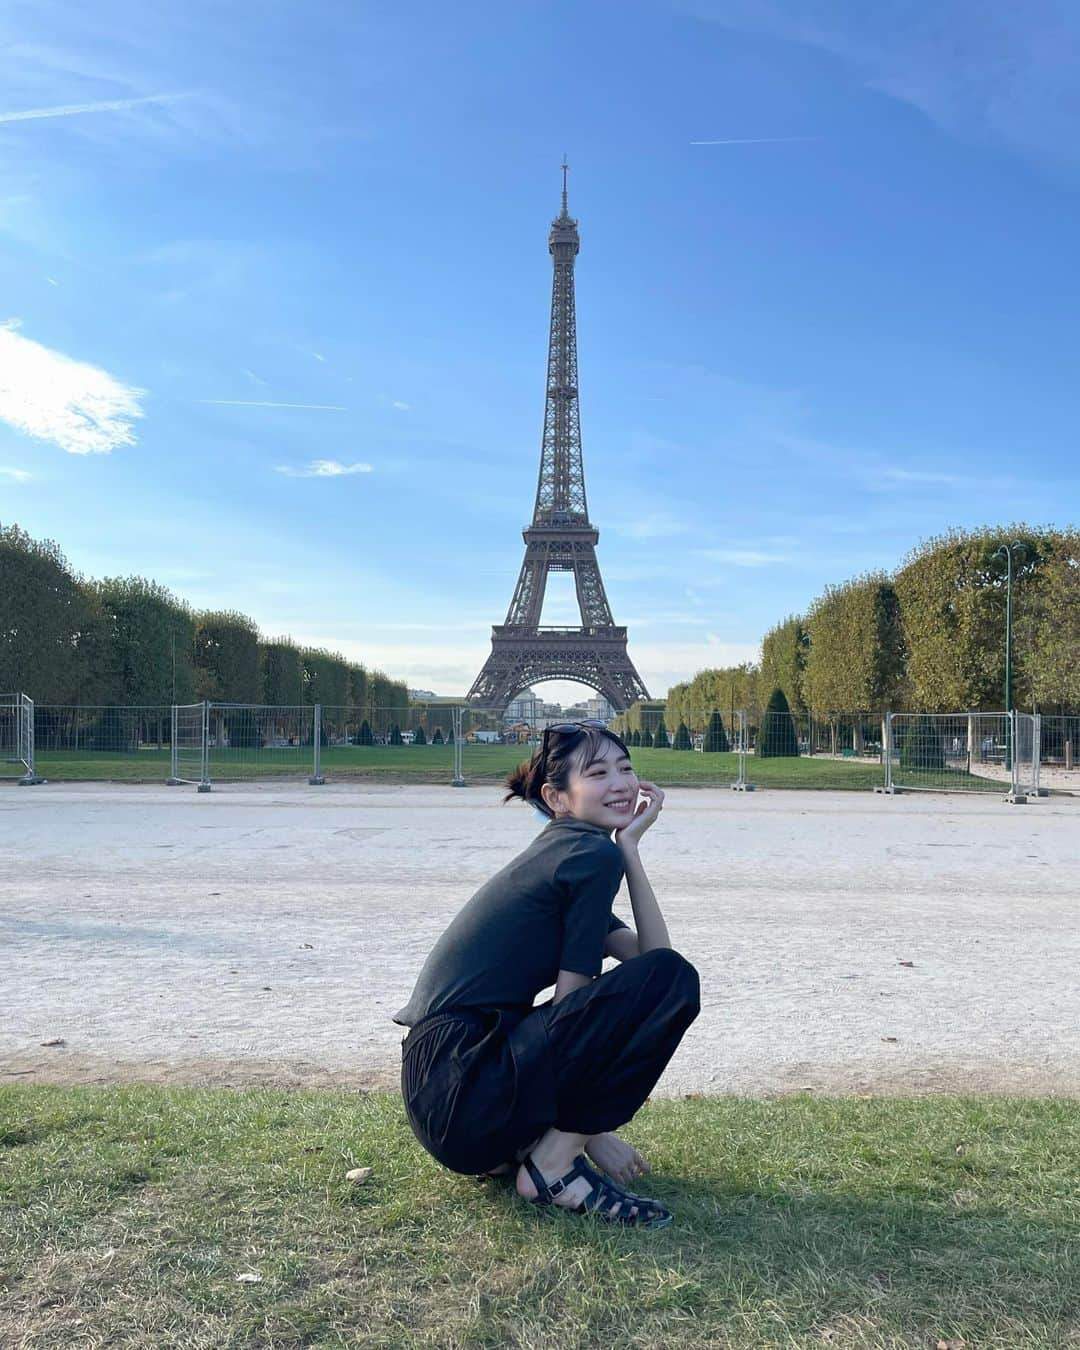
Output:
top-left (515, 1127), bottom-right (643, 1219)
top-left (585, 1133), bottom-right (651, 1187)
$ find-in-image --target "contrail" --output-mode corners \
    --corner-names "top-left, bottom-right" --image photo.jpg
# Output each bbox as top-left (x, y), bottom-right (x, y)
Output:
top-left (0, 93), bottom-right (189, 125)
top-left (690, 136), bottom-right (821, 145)
top-left (196, 400), bottom-right (348, 411)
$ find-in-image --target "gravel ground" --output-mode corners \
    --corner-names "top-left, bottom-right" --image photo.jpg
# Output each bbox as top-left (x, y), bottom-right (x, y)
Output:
top-left (3, 781), bottom-right (1079, 1098)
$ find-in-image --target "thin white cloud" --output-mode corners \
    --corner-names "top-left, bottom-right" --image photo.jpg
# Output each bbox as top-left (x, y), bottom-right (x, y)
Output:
top-left (0, 323), bottom-right (144, 455)
top-left (695, 548), bottom-right (789, 567)
top-left (241, 368), bottom-right (267, 387)
top-left (0, 466), bottom-right (32, 481)
top-left (683, 2), bottom-right (1080, 170)
top-left (391, 400), bottom-right (411, 411)
top-left (0, 93), bottom-right (191, 125)
top-left (274, 460), bottom-right (373, 478)
top-left (196, 399), bottom-right (347, 411)
top-left (45, 277), bottom-right (59, 287)
top-left (689, 136), bottom-right (821, 145)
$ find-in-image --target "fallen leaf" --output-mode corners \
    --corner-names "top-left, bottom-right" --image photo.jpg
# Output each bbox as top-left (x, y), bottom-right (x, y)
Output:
top-left (683, 1093), bottom-right (702, 1100)
top-left (936, 1339), bottom-right (965, 1349)
top-left (346, 1167), bottom-right (372, 1184)
top-left (898, 960), bottom-right (915, 968)
top-left (40, 1038), bottom-right (65, 1047)
top-left (234, 1271), bottom-right (262, 1283)
top-left (210, 892), bottom-right (221, 897)
top-left (299, 943), bottom-right (314, 949)
top-left (261, 986), bottom-right (272, 991)
top-left (881, 1036), bottom-right (899, 1043)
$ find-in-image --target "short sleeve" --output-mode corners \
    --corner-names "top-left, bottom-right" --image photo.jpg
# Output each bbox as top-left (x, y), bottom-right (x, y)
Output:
top-left (555, 834), bottom-right (626, 977)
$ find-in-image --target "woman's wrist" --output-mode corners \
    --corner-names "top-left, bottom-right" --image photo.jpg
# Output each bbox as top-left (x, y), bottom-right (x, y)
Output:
top-left (616, 835), bottom-right (640, 858)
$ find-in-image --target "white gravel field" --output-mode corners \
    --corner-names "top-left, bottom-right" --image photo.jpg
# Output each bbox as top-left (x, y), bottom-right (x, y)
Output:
top-left (2, 781), bottom-right (1078, 1098)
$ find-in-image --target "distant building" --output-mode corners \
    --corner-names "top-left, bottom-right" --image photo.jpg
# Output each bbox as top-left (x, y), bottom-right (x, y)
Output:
top-left (584, 696), bottom-right (614, 722)
top-left (409, 689), bottom-right (437, 701)
top-left (504, 688), bottom-right (541, 724)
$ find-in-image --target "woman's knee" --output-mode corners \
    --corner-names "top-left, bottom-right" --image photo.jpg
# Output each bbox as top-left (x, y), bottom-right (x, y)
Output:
top-left (638, 946), bottom-right (700, 1008)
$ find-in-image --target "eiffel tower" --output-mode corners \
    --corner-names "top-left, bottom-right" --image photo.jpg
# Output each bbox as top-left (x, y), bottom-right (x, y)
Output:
top-left (466, 163), bottom-right (650, 715)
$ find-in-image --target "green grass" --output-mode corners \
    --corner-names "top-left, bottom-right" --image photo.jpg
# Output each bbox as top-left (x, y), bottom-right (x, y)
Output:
top-left (2, 1087), bottom-right (1077, 1347)
top-left (27, 745), bottom-right (1013, 794)
top-left (30, 744), bottom-right (881, 790)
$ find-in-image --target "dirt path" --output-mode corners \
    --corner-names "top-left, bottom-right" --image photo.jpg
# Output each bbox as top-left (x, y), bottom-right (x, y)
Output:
top-left (4, 782), bottom-right (1079, 1097)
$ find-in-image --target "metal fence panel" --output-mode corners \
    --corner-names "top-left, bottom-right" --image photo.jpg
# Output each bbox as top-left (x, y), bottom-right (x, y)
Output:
top-left (1036, 715), bottom-right (1080, 794)
top-left (740, 709), bottom-right (886, 791)
top-left (888, 712), bottom-right (1037, 798)
top-left (319, 705), bottom-right (459, 782)
top-left (1, 693), bottom-right (40, 783)
top-left (169, 703), bottom-right (209, 788)
top-left (202, 703), bottom-right (315, 782)
top-left (32, 704), bottom-right (173, 780)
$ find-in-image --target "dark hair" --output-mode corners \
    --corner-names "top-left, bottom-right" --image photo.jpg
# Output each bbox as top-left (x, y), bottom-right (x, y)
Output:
top-left (503, 725), bottom-right (631, 818)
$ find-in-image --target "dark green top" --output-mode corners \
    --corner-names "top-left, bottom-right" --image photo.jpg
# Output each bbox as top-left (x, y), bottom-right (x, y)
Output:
top-left (392, 816), bottom-right (628, 1027)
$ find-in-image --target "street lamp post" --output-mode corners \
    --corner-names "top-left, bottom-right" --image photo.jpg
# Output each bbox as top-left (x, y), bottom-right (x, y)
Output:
top-left (991, 540), bottom-right (1027, 770)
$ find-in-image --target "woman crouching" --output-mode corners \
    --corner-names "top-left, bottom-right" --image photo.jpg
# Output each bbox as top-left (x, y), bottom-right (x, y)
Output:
top-left (393, 722), bottom-right (700, 1229)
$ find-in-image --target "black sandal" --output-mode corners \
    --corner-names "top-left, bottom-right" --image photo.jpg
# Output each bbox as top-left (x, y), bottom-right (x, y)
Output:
top-left (521, 1152), bottom-right (673, 1229)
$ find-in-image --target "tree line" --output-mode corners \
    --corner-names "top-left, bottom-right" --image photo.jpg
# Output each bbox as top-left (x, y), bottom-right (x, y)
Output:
top-left (655, 524), bottom-right (1080, 730)
top-left (0, 522), bottom-right (409, 712)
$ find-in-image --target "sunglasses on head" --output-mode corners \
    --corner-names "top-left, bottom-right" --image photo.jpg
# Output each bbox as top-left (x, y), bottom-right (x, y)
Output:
top-left (539, 719), bottom-right (622, 761)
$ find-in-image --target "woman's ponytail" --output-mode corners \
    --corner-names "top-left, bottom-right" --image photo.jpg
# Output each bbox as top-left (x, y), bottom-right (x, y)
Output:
top-left (503, 752), bottom-right (553, 816)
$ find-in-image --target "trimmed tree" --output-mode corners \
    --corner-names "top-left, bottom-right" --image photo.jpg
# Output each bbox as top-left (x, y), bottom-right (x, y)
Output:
top-left (673, 721), bottom-right (692, 751)
top-left (356, 719), bottom-right (374, 746)
top-left (702, 710), bottom-right (730, 753)
top-left (630, 728), bottom-right (641, 747)
top-left (653, 719), bottom-right (669, 749)
top-left (758, 687), bottom-right (799, 758)
top-left (432, 727), bottom-right (444, 745)
top-left (898, 713), bottom-right (945, 772)
top-left (414, 726), bottom-right (427, 746)
top-left (389, 724), bottom-right (403, 746)
top-left (640, 728), bottom-right (653, 747)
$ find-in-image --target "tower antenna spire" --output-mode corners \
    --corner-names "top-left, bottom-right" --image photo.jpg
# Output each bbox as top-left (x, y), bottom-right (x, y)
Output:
top-left (561, 156), bottom-right (569, 216)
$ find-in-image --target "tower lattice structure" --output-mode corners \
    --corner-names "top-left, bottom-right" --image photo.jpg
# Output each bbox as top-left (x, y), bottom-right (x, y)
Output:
top-left (466, 165), bottom-right (650, 715)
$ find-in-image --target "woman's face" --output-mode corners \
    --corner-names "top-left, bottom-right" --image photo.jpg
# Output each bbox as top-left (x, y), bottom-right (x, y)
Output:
top-left (541, 735), bottom-right (640, 829)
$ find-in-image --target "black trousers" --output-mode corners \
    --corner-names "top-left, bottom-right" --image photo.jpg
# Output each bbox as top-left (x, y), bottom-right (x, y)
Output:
top-left (400, 947), bottom-right (700, 1175)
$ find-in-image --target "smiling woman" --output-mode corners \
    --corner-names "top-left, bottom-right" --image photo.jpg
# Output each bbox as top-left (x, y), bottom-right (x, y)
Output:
top-left (0, 323), bottom-right (144, 456)
top-left (392, 721), bottom-right (700, 1231)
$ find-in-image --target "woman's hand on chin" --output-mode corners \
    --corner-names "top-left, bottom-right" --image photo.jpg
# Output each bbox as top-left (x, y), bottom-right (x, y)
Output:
top-left (613, 780), bottom-right (664, 849)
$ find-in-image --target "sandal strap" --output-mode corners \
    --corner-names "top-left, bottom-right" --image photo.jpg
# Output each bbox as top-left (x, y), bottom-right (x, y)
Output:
top-left (521, 1152), bottom-right (592, 1203)
top-left (521, 1153), bottom-right (672, 1228)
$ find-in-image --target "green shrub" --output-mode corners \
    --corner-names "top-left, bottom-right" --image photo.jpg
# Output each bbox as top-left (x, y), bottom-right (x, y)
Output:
top-left (702, 711), bottom-right (730, 753)
top-left (758, 688), bottom-right (799, 758)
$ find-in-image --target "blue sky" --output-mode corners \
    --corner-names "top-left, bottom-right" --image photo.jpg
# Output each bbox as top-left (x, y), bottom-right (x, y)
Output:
top-left (1, 1), bottom-right (1078, 706)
